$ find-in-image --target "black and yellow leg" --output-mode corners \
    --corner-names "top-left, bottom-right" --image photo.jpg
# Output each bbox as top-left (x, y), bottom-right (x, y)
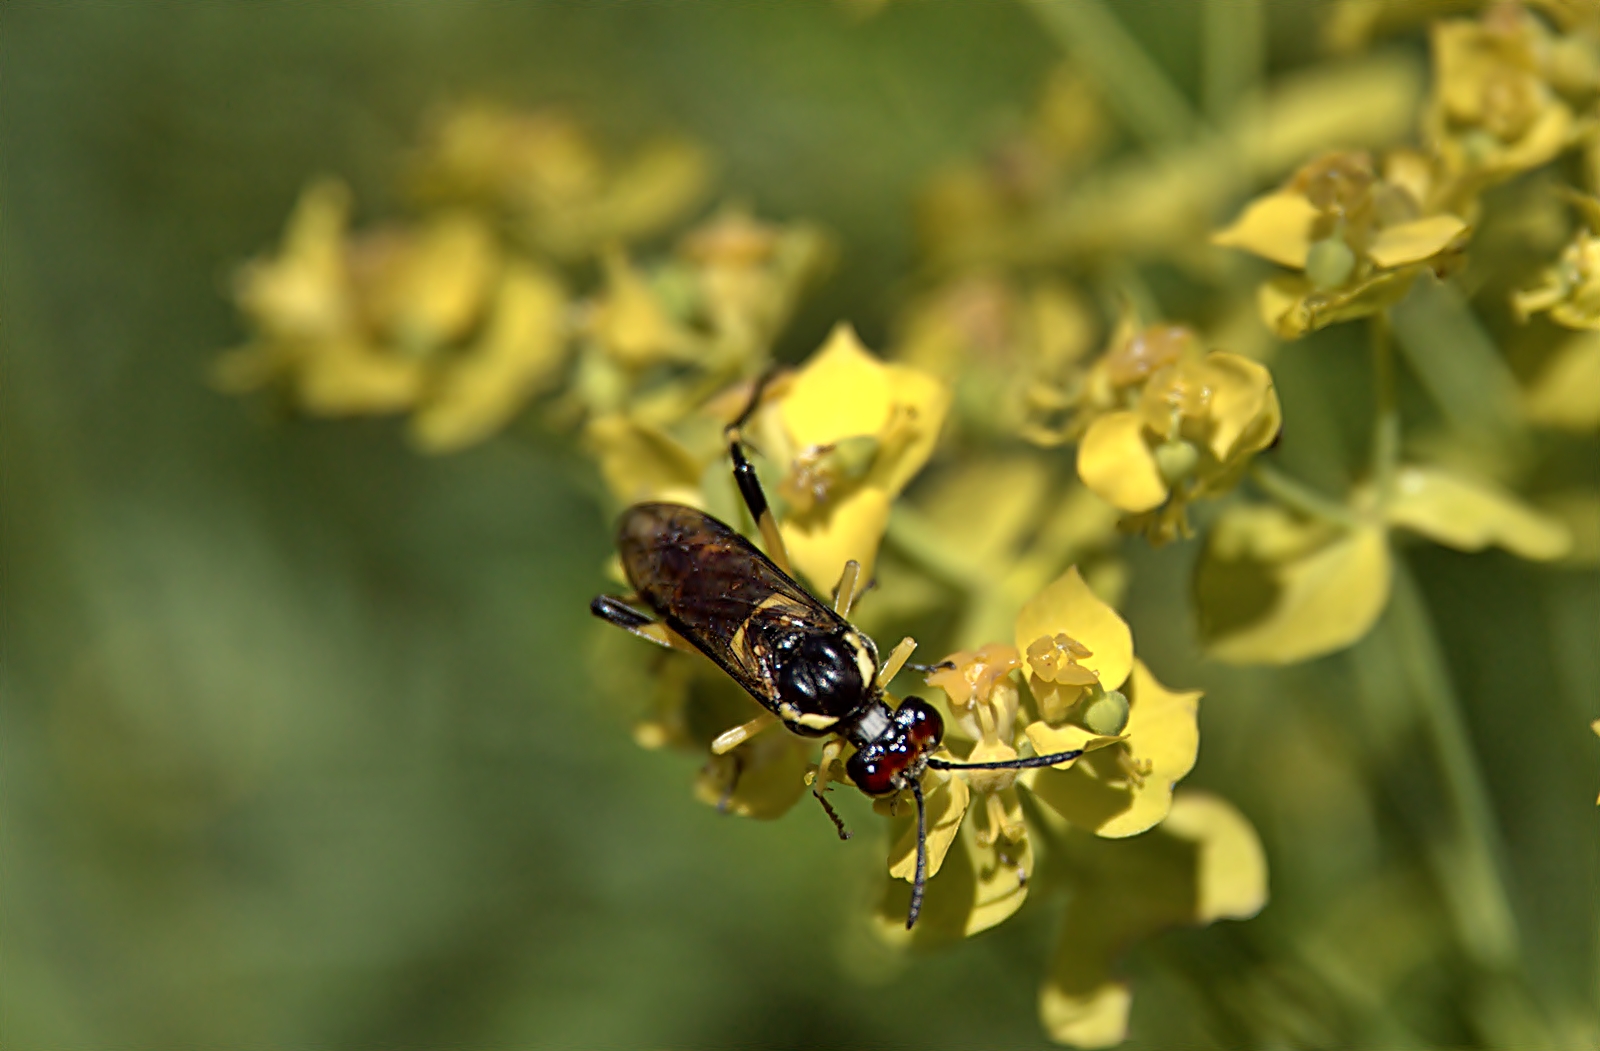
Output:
top-left (727, 438), bottom-right (792, 576)
top-left (724, 367), bottom-right (794, 576)
top-left (589, 595), bottom-right (696, 654)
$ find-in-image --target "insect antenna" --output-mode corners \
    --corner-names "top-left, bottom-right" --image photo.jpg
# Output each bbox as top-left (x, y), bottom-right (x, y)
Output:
top-left (926, 748), bottom-right (1085, 772)
top-left (906, 778), bottom-right (928, 929)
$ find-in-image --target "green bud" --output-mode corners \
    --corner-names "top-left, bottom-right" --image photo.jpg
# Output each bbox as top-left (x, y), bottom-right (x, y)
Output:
top-left (1082, 688), bottom-right (1129, 736)
top-left (1305, 235), bottom-right (1356, 290)
top-left (1153, 438), bottom-right (1199, 485)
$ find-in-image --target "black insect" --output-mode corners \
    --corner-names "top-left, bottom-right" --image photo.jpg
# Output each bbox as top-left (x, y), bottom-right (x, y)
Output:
top-left (590, 376), bottom-right (1084, 927)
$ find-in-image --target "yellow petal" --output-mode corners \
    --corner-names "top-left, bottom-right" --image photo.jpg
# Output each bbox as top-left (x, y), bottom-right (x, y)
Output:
top-left (1199, 352), bottom-right (1279, 462)
top-left (871, 362), bottom-right (952, 496)
top-left (1257, 273), bottom-right (1309, 337)
top-left (1523, 331), bottom-right (1600, 431)
top-left (584, 413), bottom-right (705, 507)
top-left (1015, 567), bottom-right (1134, 693)
top-left (370, 211), bottom-right (498, 348)
top-left (590, 249), bottom-right (691, 368)
top-left (1077, 411), bottom-right (1168, 513)
top-left (1365, 214), bottom-right (1469, 269)
top-left (1037, 789), bottom-right (1268, 1047)
top-left (234, 179), bottom-right (354, 342)
top-left (1022, 721), bottom-right (1120, 767)
top-left (692, 731), bottom-right (810, 819)
top-left (1385, 465), bottom-right (1571, 561)
top-left (411, 262), bottom-right (568, 453)
top-left (961, 789), bottom-right (1034, 936)
top-left (1211, 192), bottom-right (1320, 268)
top-left (1199, 506), bottom-right (1392, 665)
top-left (1039, 978), bottom-right (1132, 1050)
top-left (780, 485), bottom-right (891, 597)
top-left (1029, 660), bottom-right (1200, 838)
top-left (1160, 789), bottom-right (1269, 923)
top-left (887, 772), bottom-right (970, 882)
top-left (296, 340), bottom-right (425, 415)
top-left (781, 324), bottom-right (893, 448)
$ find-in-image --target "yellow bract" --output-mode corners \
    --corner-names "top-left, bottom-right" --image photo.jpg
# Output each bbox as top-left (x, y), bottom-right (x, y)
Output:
top-left (760, 324), bottom-right (951, 593)
top-left (1026, 660), bottom-right (1201, 838)
top-left (1038, 790), bottom-right (1268, 1049)
top-left (1199, 504), bottom-right (1393, 666)
top-left (1070, 338), bottom-right (1281, 540)
top-left (1198, 463), bottom-right (1571, 665)
top-left (886, 771), bottom-right (969, 882)
top-left (1522, 331), bottom-right (1600, 430)
top-left (1212, 151), bottom-right (1471, 339)
top-left (1383, 465), bottom-right (1573, 560)
top-left (1015, 566), bottom-right (1134, 702)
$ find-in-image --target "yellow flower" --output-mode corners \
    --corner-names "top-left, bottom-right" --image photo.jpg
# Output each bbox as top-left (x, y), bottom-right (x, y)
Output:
top-left (214, 180), bottom-right (569, 452)
top-left (409, 102), bottom-right (710, 259)
top-left (1513, 193), bottom-right (1600, 336)
top-left (1068, 322), bottom-right (1282, 542)
top-left (1037, 790), bottom-right (1268, 1048)
top-left (875, 567), bottom-right (1199, 943)
top-left (1425, 6), bottom-right (1580, 205)
top-left (743, 324), bottom-right (951, 594)
top-left (893, 276), bottom-right (1099, 447)
top-left (1521, 330), bottom-right (1600, 430)
top-left (1196, 465), bottom-right (1572, 665)
top-left (1213, 151), bottom-right (1471, 338)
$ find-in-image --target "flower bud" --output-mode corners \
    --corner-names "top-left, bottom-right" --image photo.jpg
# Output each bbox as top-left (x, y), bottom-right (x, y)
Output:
top-left (1305, 235), bottom-right (1356, 290)
top-left (1082, 688), bottom-right (1129, 736)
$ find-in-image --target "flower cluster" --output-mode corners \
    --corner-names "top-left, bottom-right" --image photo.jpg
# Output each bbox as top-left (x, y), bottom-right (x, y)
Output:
top-left (213, 4), bottom-right (1600, 1042)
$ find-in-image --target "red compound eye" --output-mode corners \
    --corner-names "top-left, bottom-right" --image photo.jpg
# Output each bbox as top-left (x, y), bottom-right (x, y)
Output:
top-left (847, 747), bottom-right (911, 796)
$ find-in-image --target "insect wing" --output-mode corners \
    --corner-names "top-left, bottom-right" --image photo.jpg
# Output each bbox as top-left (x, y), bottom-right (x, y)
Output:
top-left (617, 503), bottom-right (846, 716)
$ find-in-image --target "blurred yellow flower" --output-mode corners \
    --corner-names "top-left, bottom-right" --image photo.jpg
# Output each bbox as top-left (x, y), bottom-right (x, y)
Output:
top-left (215, 180), bottom-right (569, 452)
top-left (893, 276), bottom-right (1099, 446)
top-left (1068, 322), bottom-right (1282, 542)
top-left (410, 101), bottom-right (711, 259)
top-left (1520, 330), bottom-right (1600, 429)
top-left (1425, 5), bottom-right (1582, 205)
top-left (1213, 151), bottom-right (1471, 338)
top-left (1197, 465), bottom-right (1571, 665)
top-left (1038, 790), bottom-right (1267, 1048)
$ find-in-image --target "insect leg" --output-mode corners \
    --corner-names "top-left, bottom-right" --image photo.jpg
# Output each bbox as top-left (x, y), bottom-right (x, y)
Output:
top-left (711, 711), bottom-right (778, 755)
top-left (906, 777), bottom-right (928, 929)
top-left (727, 438), bottom-right (792, 577)
top-left (832, 559), bottom-right (861, 616)
top-left (874, 637), bottom-right (918, 691)
top-left (724, 369), bottom-right (794, 576)
top-left (590, 595), bottom-right (696, 653)
top-left (810, 738), bottom-right (851, 840)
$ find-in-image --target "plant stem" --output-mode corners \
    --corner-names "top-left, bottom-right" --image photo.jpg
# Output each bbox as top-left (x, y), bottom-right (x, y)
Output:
top-left (1022, 0), bottom-right (1199, 149)
top-left (1387, 561), bottom-right (1522, 969)
top-left (1370, 311), bottom-right (1399, 502)
top-left (1248, 463), bottom-right (1359, 528)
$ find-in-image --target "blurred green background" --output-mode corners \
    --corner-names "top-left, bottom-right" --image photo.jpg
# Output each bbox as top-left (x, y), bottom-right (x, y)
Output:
top-left (4, 3), bottom-right (1596, 1048)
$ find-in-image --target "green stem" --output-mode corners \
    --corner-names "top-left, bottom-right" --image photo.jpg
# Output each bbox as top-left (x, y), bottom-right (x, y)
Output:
top-left (1022, 0), bottom-right (1199, 149)
top-left (1202, 0), bottom-right (1264, 124)
top-left (1370, 311), bottom-right (1399, 502)
top-left (1248, 463), bottom-right (1359, 528)
top-left (1388, 562), bottom-right (1522, 970)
